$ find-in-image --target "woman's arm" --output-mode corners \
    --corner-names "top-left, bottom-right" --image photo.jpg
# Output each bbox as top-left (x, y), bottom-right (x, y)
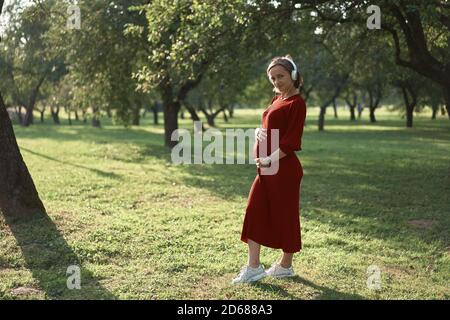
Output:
top-left (255, 148), bottom-right (287, 168)
top-left (269, 148), bottom-right (287, 163)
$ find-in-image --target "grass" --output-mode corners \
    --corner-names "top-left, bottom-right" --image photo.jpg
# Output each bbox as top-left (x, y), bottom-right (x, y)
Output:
top-left (0, 106), bottom-right (449, 300)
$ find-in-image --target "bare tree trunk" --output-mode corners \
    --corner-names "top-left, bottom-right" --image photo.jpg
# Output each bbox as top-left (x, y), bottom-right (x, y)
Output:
top-left (200, 106), bottom-right (226, 128)
top-left (222, 106), bottom-right (228, 122)
top-left (68, 110), bottom-right (72, 126)
top-left (0, 92), bottom-right (46, 218)
top-left (345, 93), bottom-right (357, 121)
top-left (21, 74), bottom-right (47, 127)
top-left (401, 86), bottom-right (416, 128)
top-left (22, 105), bottom-right (34, 126)
top-left (399, 81), bottom-right (418, 128)
top-left (152, 107), bottom-right (159, 125)
top-left (16, 106), bottom-right (23, 124)
top-left (317, 81), bottom-right (346, 131)
top-left (318, 107), bottom-right (326, 131)
top-left (332, 98), bottom-right (338, 118)
top-left (163, 102), bottom-right (180, 147)
top-left (92, 107), bottom-right (101, 128)
top-left (228, 105), bottom-right (234, 118)
top-left (369, 108), bottom-right (376, 123)
top-left (182, 101), bottom-right (205, 131)
top-left (51, 106), bottom-right (60, 125)
top-left (444, 88), bottom-right (450, 120)
top-left (132, 104), bottom-right (141, 126)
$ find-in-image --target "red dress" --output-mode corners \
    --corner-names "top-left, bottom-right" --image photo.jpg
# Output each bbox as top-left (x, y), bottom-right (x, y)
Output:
top-left (241, 93), bottom-right (307, 253)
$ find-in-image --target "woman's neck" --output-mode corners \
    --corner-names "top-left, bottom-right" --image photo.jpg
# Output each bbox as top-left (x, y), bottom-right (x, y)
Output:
top-left (281, 87), bottom-right (299, 99)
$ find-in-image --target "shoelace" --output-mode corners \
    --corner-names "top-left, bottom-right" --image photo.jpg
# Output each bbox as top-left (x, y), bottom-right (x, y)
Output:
top-left (239, 265), bottom-right (261, 277)
top-left (238, 266), bottom-right (249, 277)
top-left (270, 264), bottom-right (287, 273)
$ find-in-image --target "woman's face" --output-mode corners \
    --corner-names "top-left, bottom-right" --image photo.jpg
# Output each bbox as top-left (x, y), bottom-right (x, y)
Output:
top-left (268, 65), bottom-right (294, 93)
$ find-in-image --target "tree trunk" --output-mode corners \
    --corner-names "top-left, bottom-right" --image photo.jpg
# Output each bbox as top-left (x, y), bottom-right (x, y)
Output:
top-left (51, 107), bottom-right (60, 125)
top-left (40, 111), bottom-right (45, 123)
top-left (163, 102), bottom-right (180, 147)
top-left (132, 105), bottom-right (140, 126)
top-left (183, 101), bottom-right (205, 131)
top-left (318, 107), bottom-right (326, 131)
top-left (349, 107), bottom-right (356, 121)
top-left (152, 107), bottom-right (159, 125)
top-left (223, 107), bottom-right (228, 122)
top-left (406, 105), bottom-right (414, 128)
top-left (431, 105), bottom-right (437, 120)
top-left (92, 117), bottom-right (101, 128)
top-left (345, 93), bottom-right (357, 121)
top-left (92, 107), bottom-right (101, 128)
top-left (205, 114), bottom-right (215, 127)
top-left (444, 88), bottom-right (450, 120)
top-left (160, 69), bottom-right (206, 147)
top-left (400, 83), bottom-right (417, 128)
top-left (200, 107), bottom-right (216, 127)
top-left (16, 106), bottom-right (23, 124)
top-left (21, 74), bottom-right (47, 127)
top-left (332, 98), bottom-right (338, 118)
top-left (228, 105), bottom-right (234, 118)
top-left (200, 106), bottom-right (225, 128)
top-left (184, 104), bottom-right (199, 121)
top-left (0, 92), bottom-right (46, 218)
top-left (22, 105), bottom-right (34, 127)
top-left (369, 108), bottom-right (376, 123)
top-left (82, 109), bottom-right (87, 123)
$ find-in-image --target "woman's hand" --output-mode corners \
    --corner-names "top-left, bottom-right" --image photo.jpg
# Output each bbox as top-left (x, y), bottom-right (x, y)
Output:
top-left (255, 157), bottom-right (271, 168)
top-left (255, 128), bottom-right (267, 142)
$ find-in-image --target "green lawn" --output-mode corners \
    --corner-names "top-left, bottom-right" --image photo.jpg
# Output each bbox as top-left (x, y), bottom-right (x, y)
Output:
top-left (1, 107), bottom-right (449, 300)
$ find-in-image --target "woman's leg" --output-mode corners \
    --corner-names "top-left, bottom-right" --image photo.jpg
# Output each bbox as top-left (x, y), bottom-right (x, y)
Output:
top-left (280, 252), bottom-right (294, 268)
top-left (247, 239), bottom-right (261, 268)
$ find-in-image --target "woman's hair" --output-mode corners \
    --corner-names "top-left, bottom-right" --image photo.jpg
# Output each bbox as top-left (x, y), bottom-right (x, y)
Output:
top-left (266, 54), bottom-right (304, 91)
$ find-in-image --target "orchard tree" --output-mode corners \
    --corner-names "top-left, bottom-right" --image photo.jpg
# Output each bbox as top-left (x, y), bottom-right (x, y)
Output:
top-left (0, 0), bottom-right (46, 218)
top-left (294, 0), bottom-right (450, 119)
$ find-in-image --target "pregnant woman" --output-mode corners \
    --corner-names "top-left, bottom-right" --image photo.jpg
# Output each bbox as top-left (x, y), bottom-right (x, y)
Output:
top-left (232, 55), bottom-right (307, 284)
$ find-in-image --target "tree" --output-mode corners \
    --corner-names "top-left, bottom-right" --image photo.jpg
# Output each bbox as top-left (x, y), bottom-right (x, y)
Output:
top-left (0, 0), bottom-right (46, 218)
top-left (129, 0), bottom-right (292, 147)
top-left (0, 0), bottom-right (65, 126)
top-left (297, 0), bottom-right (450, 119)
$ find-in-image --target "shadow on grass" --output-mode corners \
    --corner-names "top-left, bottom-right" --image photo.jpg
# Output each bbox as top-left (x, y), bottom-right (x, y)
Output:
top-left (251, 276), bottom-right (364, 300)
top-left (3, 213), bottom-right (116, 299)
top-left (14, 120), bottom-right (450, 252)
top-left (20, 147), bottom-right (123, 180)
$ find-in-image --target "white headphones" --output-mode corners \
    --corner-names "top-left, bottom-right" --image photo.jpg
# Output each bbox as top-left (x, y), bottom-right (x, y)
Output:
top-left (284, 57), bottom-right (298, 81)
top-left (267, 57), bottom-right (298, 82)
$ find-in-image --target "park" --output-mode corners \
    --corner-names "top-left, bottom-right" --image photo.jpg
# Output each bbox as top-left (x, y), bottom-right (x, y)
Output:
top-left (0, 0), bottom-right (449, 300)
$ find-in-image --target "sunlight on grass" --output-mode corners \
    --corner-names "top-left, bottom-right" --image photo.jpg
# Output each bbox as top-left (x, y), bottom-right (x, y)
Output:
top-left (0, 108), bottom-right (449, 300)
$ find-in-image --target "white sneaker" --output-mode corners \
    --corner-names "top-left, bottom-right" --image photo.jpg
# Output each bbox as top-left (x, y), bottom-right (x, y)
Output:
top-left (231, 265), bottom-right (266, 284)
top-left (266, 263), bottom-right (295, 278)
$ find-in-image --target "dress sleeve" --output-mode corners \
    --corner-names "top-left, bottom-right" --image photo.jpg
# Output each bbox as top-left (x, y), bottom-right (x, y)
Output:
top-left (279, 98), bottom-right (306, 155)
